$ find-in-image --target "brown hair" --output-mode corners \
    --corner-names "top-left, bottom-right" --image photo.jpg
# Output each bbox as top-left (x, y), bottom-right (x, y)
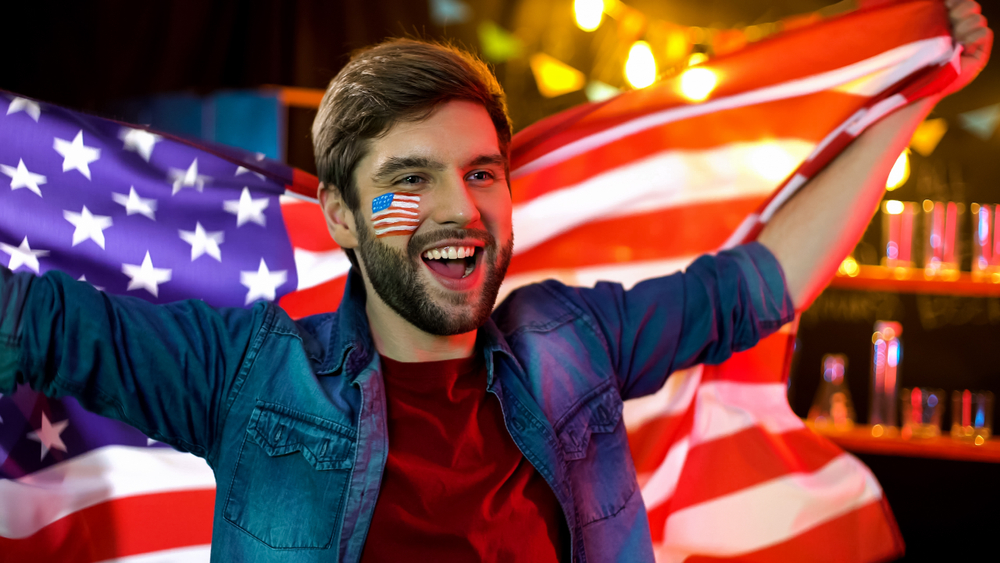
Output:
top-left (312, 37), bottom-right (511, 214)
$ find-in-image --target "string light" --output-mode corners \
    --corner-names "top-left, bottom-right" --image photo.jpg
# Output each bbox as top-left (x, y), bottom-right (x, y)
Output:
top-left (885, 200), bottom-right (905, 215)
top-left (574, 0), bottom-right (604, 32)
top-left (624, 41), bottom-right (656, 89)
top-left (678, 67), bottom-right (718, 102)
top-left (886, 150), bottom-right (909, 190)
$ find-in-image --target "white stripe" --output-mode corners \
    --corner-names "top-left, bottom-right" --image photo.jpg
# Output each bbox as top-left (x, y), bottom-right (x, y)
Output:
top-left (280, 192), bottom-right (318, 205)
top-left (389, 200), bottom-right (419, 209)
top-left (293, 248), bottom-right (353, 290)
top-left (511, 36), bottom-right (951, 178)
top-left (373, 217), bottom-right (420, 226)
top-left (640, 437), bottom-right (691, 510)
top-left (512, 140), bottom-right (813, 255)
top-left (623, 365), bottom-right (703, 429)
top-left (95, 544), bottom-right (212, 563)
top-left (845, 93), bottom-right (908, 136)
top-left (374, 224), bottom-right (418, 236)
top-left (657, 454), bottom-right (884, 562)
top-left (372, 208), bottom-right (418, 219)
top-left (690, 381), bottom-right (804, 446)
top-left (0, 446), bottom-right (214, 539)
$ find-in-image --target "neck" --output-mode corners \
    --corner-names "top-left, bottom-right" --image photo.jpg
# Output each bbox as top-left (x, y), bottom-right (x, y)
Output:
top-left (364, 292), bottom-right (478, 362)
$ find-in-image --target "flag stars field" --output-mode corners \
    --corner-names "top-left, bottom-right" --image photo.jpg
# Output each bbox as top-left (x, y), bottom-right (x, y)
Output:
top-left (5, 97), bottom-right (41, 121)
top-left (112, 187), bottom-right (157, 220)
top-left (1, 159), bottom-right (47, 196)
top-left (64, 206), bottom-right (113, 249)
top-left (122, 251), bottom-right (172, 297)
top-left (241, 258), bottom-right (287, 304)
top-left (53, 130), bottom-right (101, 180)
top-left (179, 222), bottom-right (224, 261)
top-left (0, 237), bottom-right (49, 273)
top-left (224, 187), bottom-right (269, 227)
top-left (26, 413), bottom-right (70, 462)
top-left (119, 127), bottom-right (162, 162)
top-left (168, 158), bottom-right (211, 195)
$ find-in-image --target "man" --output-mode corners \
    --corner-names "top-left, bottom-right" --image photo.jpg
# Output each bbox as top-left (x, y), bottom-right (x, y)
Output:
top-left (0, 0), bottom-right (991, 561)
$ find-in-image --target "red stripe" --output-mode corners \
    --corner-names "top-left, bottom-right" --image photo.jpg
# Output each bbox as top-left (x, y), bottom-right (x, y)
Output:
top-left (289, 168), bottom-right (320, 199)
top-left (627, 410), bottom-right (694, 476)
top-left (700, 330), bottom-right (796, 385)
top-left (0, 489), bottom-right (215, 563)
top-left (281, 201), bottom-right (338, 253)
top-left (507, 197), bottom-right (764, 275)
top-left (279, 275), bottom-right (348, 319)
top-left (682, 498), bottom-right (903, 563)
top-left (668, 427), bottom-right (844, 515)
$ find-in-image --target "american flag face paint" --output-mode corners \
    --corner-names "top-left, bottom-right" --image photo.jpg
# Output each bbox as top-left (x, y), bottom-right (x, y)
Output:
top-left (372, 192), bottom-right (421, 237)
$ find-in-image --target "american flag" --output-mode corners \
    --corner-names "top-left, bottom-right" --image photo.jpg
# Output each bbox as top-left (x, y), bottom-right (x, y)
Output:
top-left (371, 192), bottom-right (421, 237)
top-left (0, 0), bottom-right (958, 561)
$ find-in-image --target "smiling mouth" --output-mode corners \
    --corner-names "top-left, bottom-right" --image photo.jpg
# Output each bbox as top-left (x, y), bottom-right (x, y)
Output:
top-left (421, 245), bottom-right (481, 280)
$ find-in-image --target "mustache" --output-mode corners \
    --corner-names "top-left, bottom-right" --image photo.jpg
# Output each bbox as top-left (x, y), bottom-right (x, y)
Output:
top-left (407, 228), bottom-right (496, 260)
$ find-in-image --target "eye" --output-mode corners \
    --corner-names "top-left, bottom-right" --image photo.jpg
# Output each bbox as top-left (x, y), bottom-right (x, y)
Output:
top-left (397, 175), bottom-right (425, 185)
top-left (467, 170), bottom-right (494, 184)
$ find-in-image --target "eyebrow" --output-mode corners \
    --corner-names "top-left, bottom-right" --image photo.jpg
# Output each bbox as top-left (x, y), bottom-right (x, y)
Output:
top-left (370, 156), bottom-right (446, 183)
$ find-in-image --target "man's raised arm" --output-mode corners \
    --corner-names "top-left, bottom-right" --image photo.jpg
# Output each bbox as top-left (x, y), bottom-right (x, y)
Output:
top-left (758, 0), bottom-right (992, 310)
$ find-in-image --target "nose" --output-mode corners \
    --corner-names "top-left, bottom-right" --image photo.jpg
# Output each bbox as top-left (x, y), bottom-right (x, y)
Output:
top-left (430, 171), bottom-right (481, 228)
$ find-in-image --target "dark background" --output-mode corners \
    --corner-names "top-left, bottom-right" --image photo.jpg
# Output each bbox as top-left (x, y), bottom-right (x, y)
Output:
top-left (3, 1), bottom-right (999, 560)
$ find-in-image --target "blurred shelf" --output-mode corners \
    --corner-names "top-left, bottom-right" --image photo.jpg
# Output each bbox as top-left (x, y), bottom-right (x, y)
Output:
top-left (812, 424), bottom-right (1000, 463)
top-left (829, 265), bottom-right (1000, 297)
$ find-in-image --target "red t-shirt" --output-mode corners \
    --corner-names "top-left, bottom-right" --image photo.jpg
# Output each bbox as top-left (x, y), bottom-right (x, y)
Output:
top-left (359, 355), bottom-right (568, 562)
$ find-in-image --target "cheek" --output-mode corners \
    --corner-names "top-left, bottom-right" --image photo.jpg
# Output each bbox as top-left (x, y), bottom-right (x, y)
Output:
top-left (479, 192), bottom-right (513, 238)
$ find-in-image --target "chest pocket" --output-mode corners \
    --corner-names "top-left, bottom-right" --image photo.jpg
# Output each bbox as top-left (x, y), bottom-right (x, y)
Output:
top-left (224, 403), bottom-right (356, 549)
top-left (555, 384), bottom-right (636, 525)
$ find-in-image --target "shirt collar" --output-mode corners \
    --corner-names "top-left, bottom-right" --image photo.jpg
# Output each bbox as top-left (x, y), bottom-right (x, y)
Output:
top-left (318, 268), bottom-right (521, 385)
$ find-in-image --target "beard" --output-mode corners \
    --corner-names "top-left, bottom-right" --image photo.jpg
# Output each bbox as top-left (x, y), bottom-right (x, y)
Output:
top-left (355, 222), bottom-right (513, 336)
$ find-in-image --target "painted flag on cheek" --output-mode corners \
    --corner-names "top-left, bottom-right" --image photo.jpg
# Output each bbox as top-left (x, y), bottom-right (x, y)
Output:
top-left (0, 1), bottom-right (964, 561)
top-left (372, 192), bottom-right (421, 237)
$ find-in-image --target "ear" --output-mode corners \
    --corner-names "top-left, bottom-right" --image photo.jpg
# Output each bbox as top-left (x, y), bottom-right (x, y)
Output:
top-left (318, 183), bottom-right (359, 250)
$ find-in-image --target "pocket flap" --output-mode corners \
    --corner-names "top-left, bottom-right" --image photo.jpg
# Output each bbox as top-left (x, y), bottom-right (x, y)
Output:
top-left (556, 385), bottom-right (623, 460)
top-left (248, 403), bottom-right (355, 470)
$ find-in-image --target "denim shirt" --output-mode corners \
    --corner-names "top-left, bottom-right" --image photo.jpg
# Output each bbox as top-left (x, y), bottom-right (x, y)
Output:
top-left (0, 242), bottom-right (793, 562)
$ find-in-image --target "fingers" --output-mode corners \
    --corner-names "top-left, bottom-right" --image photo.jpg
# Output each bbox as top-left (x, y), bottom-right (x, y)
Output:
top-left (955, 13), bottom-right (988, 38)
top-left (948, 0), bottom-right (982, 19)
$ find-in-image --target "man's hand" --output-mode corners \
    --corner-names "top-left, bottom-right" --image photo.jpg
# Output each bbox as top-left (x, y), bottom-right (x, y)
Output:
top-left (941, 0), bottom-right (993, 97)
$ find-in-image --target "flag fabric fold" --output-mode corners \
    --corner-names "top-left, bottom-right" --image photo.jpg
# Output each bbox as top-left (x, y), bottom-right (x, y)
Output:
top-left (0, 1), bottom-right (957, 560)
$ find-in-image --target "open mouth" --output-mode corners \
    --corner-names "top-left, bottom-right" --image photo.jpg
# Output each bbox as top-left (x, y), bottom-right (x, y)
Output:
top-left (421, 245), bottom-right (481, 280)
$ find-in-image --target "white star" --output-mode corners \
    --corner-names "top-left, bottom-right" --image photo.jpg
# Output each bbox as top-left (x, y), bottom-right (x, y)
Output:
top-left (119, 127), bottom-right (161, 162)
top-left (78, 274), bottom-right (104, 292)
top-left (168, 159), bottom-right (211, 195)
top-left (0, 237), bottom-right (49, 273)
top-left (53, 130), bottom-right (101, 180)
top-left (6, 97), bottom-right (41, 122)
top-left (223, 187), bottom-right (269, 227)
top-left (241, 258), bottom-right (287, 304)
top-left (122, 251), bottom-right (172, 297)
top-left (1, 159), bottom-right (47, 197)
top-left (112, 187), bottom-right (157, 220)
top-left (179, 222), bottom-right (224, 262)
top-left (64, 206), bottom-right (113, 249)
top-left (235, 165), bottom-right (266, 180)
top-left (26, 412), bottom-right (69, 461)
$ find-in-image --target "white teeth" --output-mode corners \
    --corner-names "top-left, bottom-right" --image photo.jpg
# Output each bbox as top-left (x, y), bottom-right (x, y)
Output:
top-left (422, 245), bottom-right (479, 260)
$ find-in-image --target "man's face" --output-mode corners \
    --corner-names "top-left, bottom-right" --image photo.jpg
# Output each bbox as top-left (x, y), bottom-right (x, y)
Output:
top-left (349, 100), bottom-right (514, 336)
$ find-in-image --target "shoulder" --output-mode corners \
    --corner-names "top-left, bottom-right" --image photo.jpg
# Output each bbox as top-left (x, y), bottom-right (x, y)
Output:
top-left (491, 279), bottom-right (618, 337)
